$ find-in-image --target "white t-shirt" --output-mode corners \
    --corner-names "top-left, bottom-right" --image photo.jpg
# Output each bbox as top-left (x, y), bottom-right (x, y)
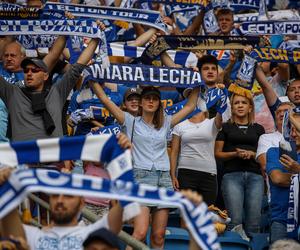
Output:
top-left (24, 215), bottom-right (109, 250)
top-left (172, 118), bottom-right (219, 174)
top-left (256, 130), bottom-right (283, 159)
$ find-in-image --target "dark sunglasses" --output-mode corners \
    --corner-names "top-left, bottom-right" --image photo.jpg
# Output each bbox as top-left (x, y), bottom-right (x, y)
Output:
top-left (24, 67), bottom-right (43, 73)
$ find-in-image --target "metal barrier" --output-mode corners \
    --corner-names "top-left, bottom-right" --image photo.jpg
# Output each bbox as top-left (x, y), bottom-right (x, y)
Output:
top-left (27, 194), bottom-right (150, 250)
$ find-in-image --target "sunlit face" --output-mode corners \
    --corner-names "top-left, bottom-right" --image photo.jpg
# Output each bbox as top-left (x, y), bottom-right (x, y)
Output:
top-left (217, 14), bottom-right (234, 34)
top-left (2, 43), bottom-right (24, 73)
top-left (200, 63), bottom-right (218, 86)
top-left (231, 95), bottom-right (252, 119)
top-left (287, 80), bottom-right (300, 106)
top-left (141, 94), bottom-right (160, 113)
top-left (124, 95), bottom-right (140, 115)
top-left (50, 194), bottom-right (83, 226)
top-left (275, 103), bottom-right (293, 131)
top-left (24, 64), bottom-right (48, 91)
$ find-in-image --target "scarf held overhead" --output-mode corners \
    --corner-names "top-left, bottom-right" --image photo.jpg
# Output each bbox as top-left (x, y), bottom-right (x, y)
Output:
top-left (0, 133), bottom-right (220, 250)
top-left (0, 19), bottom-right (103, 38)
top-left (250, 48), bottom-right (300, 64)
top-left (240, 21), bottom-right (300, 35)
top-left (82, 63), bottom-right (204, 88)
top-left (44, 2), bottom-right (167, 33)
top-left (140, 36), bottom-right (260, 64)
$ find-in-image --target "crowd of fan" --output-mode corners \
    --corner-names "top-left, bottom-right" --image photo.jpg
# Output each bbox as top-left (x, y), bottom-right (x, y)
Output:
top-left (1, 0), bottom-right (300, 249)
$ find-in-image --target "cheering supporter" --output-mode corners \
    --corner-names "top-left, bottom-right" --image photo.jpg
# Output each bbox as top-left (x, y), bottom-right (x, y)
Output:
top-left (215, 92), bottom-right (265, 235)
top-left (170, 55), bottom-right (227, 206)
top-left (256, 100), bottom-right (294, 176)
top-left (266, 113), bottom-right (300, 243)
top-left (0, 34), bottom-right (99, 141)
top-left (90, 82), bottom-right (200, 248)
top-left (68, 87), bottom-right (122, 136)
top-left (121, 87), bottom-right (141, 117)
top-left (0, 133), bottom-right (131, 250)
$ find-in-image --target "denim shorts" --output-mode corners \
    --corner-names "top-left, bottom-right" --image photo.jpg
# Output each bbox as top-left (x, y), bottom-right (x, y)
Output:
top-left (133, 167), bottom-right (174, 209)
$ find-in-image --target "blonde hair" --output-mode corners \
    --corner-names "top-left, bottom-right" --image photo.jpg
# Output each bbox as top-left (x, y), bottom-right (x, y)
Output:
top-left (230, 93), bottom-right (255, 124)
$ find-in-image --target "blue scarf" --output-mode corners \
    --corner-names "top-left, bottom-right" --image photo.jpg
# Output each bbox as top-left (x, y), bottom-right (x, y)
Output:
top-left (212, 0), bottom-right (259, 12)
top-left (240, 21), bottom-right (300, 35)
top-left (82, 63), bottom-right (204, 88)
top-left (287, 174), bottom-right (299, 239)
top-left (108, 42), bottom-right (198, 67)
top-left (0, 134), bottom-right (220, 250)
top-left (44, 2), bottom-right (168, 33)
top-left (0, 19), bottom-right (103, 38)
top-left (89, 124), bottom-right (122, 135)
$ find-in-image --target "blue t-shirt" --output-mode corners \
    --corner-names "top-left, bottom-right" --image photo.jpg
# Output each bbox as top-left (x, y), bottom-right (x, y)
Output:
top-left (160, 90), bottom-right (181, 109)
top-left (0, 63), bottom-right (24, 86)
top-left (266, 147), bottom-right (299, 223)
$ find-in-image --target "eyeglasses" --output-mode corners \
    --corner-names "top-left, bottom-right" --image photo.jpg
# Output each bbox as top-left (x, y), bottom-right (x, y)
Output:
top-left (24, 67), bottom-right (43, 74)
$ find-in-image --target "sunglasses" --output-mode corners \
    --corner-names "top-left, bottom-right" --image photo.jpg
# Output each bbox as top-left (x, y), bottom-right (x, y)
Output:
top-left (24, 67), bottom-right (43, 73)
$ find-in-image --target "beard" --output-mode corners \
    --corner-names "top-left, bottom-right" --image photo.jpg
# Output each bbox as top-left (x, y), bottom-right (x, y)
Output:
top-left (50, 202), bottom-right (81, 225)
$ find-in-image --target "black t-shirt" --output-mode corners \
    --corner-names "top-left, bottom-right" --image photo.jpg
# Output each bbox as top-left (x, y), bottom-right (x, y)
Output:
top-left (216, 122), bottom-right (265, 175)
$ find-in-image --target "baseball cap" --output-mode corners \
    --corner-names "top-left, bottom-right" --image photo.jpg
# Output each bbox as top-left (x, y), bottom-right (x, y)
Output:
top-left (141, 86), bottom-right (161, 98)
top-left (21, 58), bottom-right (48, 72)
top-left (83, 228), bottom-right (121, 249)
top-left (124, 88), bottom-right (141, 101)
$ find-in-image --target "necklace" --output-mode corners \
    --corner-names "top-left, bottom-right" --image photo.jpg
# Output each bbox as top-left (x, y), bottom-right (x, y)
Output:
top-left (235, 123), bottom-right (250, 135)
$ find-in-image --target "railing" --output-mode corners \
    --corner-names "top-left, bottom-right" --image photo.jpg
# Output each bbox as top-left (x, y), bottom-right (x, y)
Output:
top-left (27, 194), bottom-right (150, 250)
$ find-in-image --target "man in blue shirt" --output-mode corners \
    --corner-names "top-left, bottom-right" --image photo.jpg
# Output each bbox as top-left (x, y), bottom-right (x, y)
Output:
top-left (266, 113), bottom-right (300, 243)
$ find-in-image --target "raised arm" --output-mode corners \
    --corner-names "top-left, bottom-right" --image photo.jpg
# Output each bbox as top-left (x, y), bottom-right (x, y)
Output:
top-left (77, 38), bottom-right (99, 65)
top-left (90, 82), bottom-right (125, 124)
top-left (277, 63), bottom-right (290, 82)
top-left (43, 36), bottom-right (67, 73)
top-left (255, 65), bottom-right (278, 107)
top-left (170, 134), bottom-right (181, 191)
top-left (171, 87), bottom-right (200, 127)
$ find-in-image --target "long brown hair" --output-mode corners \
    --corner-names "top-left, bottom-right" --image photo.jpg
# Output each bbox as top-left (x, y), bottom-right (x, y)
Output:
top-left (138, 98), bottom-right (164, 129)
top-left (230, 93), bottom-right (255, 124)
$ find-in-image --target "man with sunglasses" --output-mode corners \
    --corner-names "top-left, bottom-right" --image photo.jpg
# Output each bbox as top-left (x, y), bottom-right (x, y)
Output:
top-left (0, 37), bottom-right (99, 142)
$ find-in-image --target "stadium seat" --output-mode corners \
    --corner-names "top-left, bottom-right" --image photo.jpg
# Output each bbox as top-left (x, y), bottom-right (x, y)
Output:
top-left (163, 227), bottom-right (190, 250)
top-left (167, 209), bottom-right (181, 228)
top-left (249, 233), bottom-right (269, 250)
top-left (218, 236), bottom-right (250, 250)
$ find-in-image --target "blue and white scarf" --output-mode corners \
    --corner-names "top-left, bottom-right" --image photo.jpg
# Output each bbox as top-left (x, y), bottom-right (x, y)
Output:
top-left (0, 134), bottom-right (132, 181)
top-left (0, 135), bottom-right (220, 250)
top-left (89, 124), bottom-right (122, 135)
top-left (287, 173), bottom-right (299, 239)
top-left (279, 40), bottom-right (300, 51)
top-left (108, 43), bottom-right (198, 67)
top-left (234, 10), bottom-right (300, 23)
top-left (82, 63), bottom-right (204, 88)
top-left (44, 2), bottom-right (168, 33)
top-left (0, 19), bottom-right (103, 38)
top-left (240, 21), bottom-right (300, 35)
top-left (212, 0), bottom-right (259, 12)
